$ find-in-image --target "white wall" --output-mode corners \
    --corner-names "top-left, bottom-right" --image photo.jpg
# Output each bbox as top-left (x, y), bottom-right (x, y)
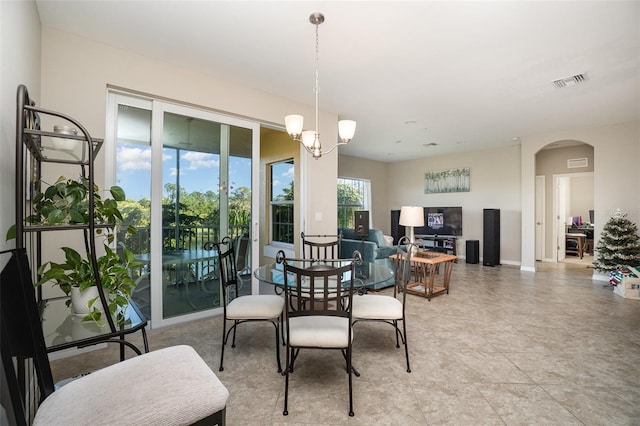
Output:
top-left (0, 1), bottom-right (41, 262)
top-left (37, 26), bottom-right (340, 251)
top-left (570, 175), bottom-right (594, 223)
top-left (387, 144), bottom-right (522, 265)
top-left (521, 120), bottom-right (640, 272)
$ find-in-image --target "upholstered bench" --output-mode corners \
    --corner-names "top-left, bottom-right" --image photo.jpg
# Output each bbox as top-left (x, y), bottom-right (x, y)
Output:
top-left (33, 345), bottom-right (229, 425)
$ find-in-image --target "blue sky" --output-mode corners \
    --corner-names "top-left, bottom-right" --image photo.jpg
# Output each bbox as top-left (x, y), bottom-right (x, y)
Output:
top-left (116, 143), bottom-right (254, 200)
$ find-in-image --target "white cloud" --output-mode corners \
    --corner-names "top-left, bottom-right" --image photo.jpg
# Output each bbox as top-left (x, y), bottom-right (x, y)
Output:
top-left (182, 151), bottom-right (219, 170)
top-left (283, 166), bottom-right (294, 177)
top-left (117, 146), bottom-right (152, 171)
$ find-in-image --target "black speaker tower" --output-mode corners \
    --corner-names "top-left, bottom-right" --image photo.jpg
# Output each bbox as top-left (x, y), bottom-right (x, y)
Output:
top-left (354, 211), bottom-right (370, 237)
top-left (483, 209), bottom-right (500, 266)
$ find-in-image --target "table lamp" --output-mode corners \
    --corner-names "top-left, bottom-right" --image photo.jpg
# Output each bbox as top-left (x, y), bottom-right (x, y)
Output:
top-left (399, 206), bottom-right (424, 245)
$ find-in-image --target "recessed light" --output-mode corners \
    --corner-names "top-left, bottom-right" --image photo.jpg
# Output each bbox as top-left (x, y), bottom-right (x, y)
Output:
top-left (456, 140), bottom-right (466, 145)
top-left (512, 136), bottom-right (520, 141)
top-left (404, 120), bottom-right (416, 125)
top-left (395, 140), bottom-right (402, 144)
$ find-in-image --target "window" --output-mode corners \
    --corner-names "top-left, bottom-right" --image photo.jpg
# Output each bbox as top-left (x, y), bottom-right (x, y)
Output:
top-left (270, 159), bottom-right (294, 244)
top-left (337, 177), bottom-right (371, 228)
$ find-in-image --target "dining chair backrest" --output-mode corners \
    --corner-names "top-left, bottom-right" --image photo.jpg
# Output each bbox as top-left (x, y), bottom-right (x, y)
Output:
top-left (234, 233), bottom-right (250, 273)
top-left (301, 232), bottom-right (342, 261)
top-left (394, 236), bottom-right (415, 299)
top-left (283, 259), bottom-right (355, 318)
top-left (1, 248), bottom-right (56, 424)
top-left (215, 236), bottom-right (238, 306)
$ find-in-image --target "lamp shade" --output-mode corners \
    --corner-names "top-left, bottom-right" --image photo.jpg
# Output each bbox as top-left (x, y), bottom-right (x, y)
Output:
top-left (399, 206), bottom-right (424, 227)
top-left (338, 120), bottom-right (356, 143)
top-left (301, 131), bottom-right (316, 148)
top-left (285, 115), bottom-right (304, 138)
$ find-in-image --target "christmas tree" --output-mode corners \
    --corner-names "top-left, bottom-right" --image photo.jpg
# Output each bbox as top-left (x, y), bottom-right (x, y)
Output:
top-left (593, 209), bottom-right (640, 272)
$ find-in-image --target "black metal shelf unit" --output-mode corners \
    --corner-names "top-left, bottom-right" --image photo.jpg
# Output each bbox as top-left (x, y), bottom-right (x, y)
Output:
top-left (14, 84), bottom-right (148, 353)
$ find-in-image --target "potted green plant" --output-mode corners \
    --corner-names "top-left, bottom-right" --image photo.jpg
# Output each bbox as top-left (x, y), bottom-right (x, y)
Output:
top-left (7, 176), bottom-right (141, 324)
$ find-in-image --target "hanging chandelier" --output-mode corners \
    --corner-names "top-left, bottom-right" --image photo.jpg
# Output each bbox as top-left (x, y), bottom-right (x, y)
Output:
top-left (285, 12), bottom-right (356, 159)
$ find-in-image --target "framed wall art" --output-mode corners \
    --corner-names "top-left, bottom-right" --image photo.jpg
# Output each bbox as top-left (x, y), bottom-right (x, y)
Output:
top-left (424, 167), bottom-right (470, 194)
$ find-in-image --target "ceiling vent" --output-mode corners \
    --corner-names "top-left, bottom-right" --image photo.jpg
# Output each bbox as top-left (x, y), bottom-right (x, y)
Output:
top-left (567, 158), bottom-right (588, 168)
top-left (553, 74), bottom-right (586, 88)
top-left (422, 142), bottom-right (438, 147)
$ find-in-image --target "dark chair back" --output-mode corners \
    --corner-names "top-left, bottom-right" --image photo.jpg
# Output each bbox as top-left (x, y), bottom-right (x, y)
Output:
top-left (393, 236), bottom-right (415, 301)
top-left (215, 237), bottom-right (238, 308)
top-left (1, 248), bottom-right (55, 425)
top-left (283, 258), bottom-right (354, 322)
top-left (301, 232), bottom-right (342, 260)
top-left (235, 233), bottom-right (250, 272)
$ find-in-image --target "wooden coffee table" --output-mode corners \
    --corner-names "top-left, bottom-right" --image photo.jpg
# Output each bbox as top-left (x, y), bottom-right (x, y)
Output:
top-left (391, 251), bottom-right (457, 300)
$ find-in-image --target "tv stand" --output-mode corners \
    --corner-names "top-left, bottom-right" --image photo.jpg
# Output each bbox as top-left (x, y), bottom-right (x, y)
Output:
top-left (416, 235), bottom-right (457, 257)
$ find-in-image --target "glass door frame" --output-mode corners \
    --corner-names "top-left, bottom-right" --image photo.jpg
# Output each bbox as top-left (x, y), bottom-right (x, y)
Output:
top-left (106, 90), bottom-right (260, 329)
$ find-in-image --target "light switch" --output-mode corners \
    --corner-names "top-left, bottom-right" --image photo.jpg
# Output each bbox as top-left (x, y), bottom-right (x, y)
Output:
top-left (315, 211), bottom-right (323, 221)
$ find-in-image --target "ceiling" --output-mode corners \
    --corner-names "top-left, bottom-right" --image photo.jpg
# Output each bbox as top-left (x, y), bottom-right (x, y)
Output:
top-left (35, 1), bottom-right (640, 162)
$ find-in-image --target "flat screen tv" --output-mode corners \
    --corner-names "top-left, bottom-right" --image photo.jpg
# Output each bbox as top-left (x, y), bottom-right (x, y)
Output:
top-left (415, 207), bottom-right (463, 236)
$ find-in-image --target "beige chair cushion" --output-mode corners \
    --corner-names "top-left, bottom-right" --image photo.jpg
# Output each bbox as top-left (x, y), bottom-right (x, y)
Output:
top-left (227, 294), bottom-right (284, 320)
top-left (352, 294), bottom-right (403, 320)
top-left (33, 345), bottom-right (228, 426)
top-left (289, 316), bottom-right (351, 348)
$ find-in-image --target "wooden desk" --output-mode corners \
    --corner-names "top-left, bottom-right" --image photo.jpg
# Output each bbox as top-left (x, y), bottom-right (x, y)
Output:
top-left (390, 251), bottom-right (457, 300)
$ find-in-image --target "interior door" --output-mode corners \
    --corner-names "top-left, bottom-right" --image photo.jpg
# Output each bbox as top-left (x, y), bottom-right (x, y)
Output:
top-left (535, 175), bottom-right (545, 261)
top-left (555, 176), bottom-right (569, 262)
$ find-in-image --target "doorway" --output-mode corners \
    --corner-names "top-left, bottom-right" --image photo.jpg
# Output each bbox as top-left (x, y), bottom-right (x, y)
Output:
top-left (535, 141), bottom-right (594, 265)
top-left (106, 92), bottom-right (259, 328)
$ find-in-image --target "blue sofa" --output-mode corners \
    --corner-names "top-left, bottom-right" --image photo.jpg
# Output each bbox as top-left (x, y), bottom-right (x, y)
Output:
top-left (339, 228), bottom-right (396, 289)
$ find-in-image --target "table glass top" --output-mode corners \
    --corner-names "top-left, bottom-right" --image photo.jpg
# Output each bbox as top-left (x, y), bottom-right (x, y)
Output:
top-left (254, 260), bottom-right (393, 289)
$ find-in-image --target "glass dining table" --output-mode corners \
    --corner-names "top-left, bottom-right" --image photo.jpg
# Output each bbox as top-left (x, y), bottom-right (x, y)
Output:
top-left (253, 259), bottom-right (394, 292)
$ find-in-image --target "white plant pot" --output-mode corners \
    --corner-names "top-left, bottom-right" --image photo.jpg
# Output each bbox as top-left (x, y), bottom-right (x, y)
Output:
top-left (70, 286), bottom-right (106, 316)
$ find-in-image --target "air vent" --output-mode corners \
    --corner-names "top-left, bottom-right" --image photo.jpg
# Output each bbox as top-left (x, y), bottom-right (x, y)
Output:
top-left (567, 158), bottom-right (588, 168)
top-left (422, 142), bottom-right (438, 147)
top-left (553, 74), bottom-right (586, 88)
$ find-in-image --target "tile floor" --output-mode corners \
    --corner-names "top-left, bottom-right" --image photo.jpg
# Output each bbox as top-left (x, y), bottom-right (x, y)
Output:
top-left (51, 261), bottom-right (640, 425)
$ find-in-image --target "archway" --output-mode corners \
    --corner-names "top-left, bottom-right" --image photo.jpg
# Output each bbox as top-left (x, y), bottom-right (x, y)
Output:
top-left (534, 140), bottom-right (594, 266)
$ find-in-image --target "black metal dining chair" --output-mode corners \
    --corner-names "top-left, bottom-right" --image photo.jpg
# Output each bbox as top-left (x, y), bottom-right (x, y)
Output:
top-left (216, 237), bottom-right (284, 372)
top-left (301, 231), bottom-right (342, 260)
top-left (280, 251), bottom-right (356, 417)
top-left (351, 236), bottom-right (415, 372)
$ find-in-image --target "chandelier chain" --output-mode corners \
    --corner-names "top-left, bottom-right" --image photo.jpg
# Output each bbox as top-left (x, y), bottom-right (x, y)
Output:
top-left (315, 22), bottom-right (320, 97)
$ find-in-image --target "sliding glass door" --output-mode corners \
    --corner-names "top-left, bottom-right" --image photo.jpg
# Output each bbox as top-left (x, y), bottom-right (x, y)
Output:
top-left (108, 93), bottom-right (259, 327)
